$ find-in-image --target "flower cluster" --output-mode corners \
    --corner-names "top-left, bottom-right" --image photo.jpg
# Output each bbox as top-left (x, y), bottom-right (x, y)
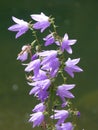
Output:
top-left (8, 12), bottom-right (83, 130)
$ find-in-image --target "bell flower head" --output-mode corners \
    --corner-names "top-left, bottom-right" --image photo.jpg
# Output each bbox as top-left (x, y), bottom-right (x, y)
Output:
top-left (33, 102), bottom-right (46, 112)
top-left (25, 59), bottom-right (41, 75)
top-left (29, 112), bottom-right (44, 127)
top-left (17, 45), bottom-right (28, 62)
top-left (38, 50), bottom-right (57, 58)
top-left (38, 50), bottom-right (59, 77)
top-left (61, 122), bottom-right (74, 130)
top-left (37, 89), bottom-right (49, 102)
top-left (31, 12), bottom-right (51, 32)
top-left (8, 16), bottom-right (29, 38)
top-left (38, 50), bottom-right (57, 65)
top-left (61, 33), bottom-right (77, 54)
top-left (64, 58), bottom-right (83, 78)
top-left (41, 58), bottom-right (60, 78)
top-left (55, 122), bottom-right (74, 130)
top-left (50, 110), bottom-right (69, 125)
top-left (28, 79), bottom-right (51, 91)
top-left (28, 79), bottom-right (50, 101)
top-left (57, 84), bottom-right (75, 102)
top-left (43, 33), bottom-right (55, 46)
top-left (32, 69), bottom-right (48, 81)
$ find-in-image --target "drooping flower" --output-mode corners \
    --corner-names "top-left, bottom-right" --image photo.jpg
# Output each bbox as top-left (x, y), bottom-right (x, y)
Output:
top-left (38, 50), bottom-right (57, 59)
top-left (57, 84), bottom-right (75, 102)
top-left (32, 69), bottom-right (48, 81)
top-left (31, 12), bottom-right (50, 32)
top-left (38, 50), bottom-right (60, 77)
top-left (37, 89), bottom-right (49, 102)
top-left (28, 85), bottom-right (49, 101)
top-left (29, 112), bottom-right (44, 127)
top-left (61, 122), bottom-right (74, 130)
top-left (17, 45), bottom-right (30, 62)
top-left (50, 110), bottom-right (69, 125)
top-left (40, 50), bottom-right (57, 65)
top-left (43, 33), bottom-right (55, 46)
top-left (28, 79), bottom-right (51, 91)
top-left (41, 58), bottom-right (60, 78)
top-left (61, 33), bottom-right (77, 54)
top-left (55, 122), bottom-right (74, 130)
top-left (28, 79), bottom-right (51, 101)
top-left (64, 58), bottom-right (83, 78)
top-left (33, 102), bottom-right (46, 112)
top-left (25, 59), bottom-right (41, 75)
top-left (8, 16), bottom-right (29, 38)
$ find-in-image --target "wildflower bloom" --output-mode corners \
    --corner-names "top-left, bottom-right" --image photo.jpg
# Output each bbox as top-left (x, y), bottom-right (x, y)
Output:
top-left (38, 50), bottom-right (60, 77)
top-left (50, 110), bottom-right (69, 125)
top-left (31, 12), bottom-right (50, 32)
top-left (37, 90), bottom-right (49, 102)
top-left (29, 112), bottom-right (44, 127)
top-left (55, 122), bottom-right (74, 130)
top-left (64, 58), bottom-right (83, 78)
top-left (57, 84), bottom-right (75, 102)
top-left (40, 50), bottom-right (57, 65)
top-left (17, 45), bottom-right (28, 62)
top-left (8, 16), bottom-right (29, 38)
top-left (61, 33), bottom-right (77, 54)
top-left (43, 33), bottom-right (55, 46)
top-left (28, 79), bottom-right (51, 101)
top-left (33, 102), bottom-right (46, 112)
top-left (41, 58), bottom-right (60, 77)
top-left (28, 79), bottom-right (51, 91)
top-left (32, 69), bottom-right (48, 81)
top-left (61, 122), bottom-right (74, 130)
top-left (25, 59), bottom-right (40, 75)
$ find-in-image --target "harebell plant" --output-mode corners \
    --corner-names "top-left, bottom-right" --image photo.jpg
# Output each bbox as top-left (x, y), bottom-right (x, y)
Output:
top-left (8, 12), bottom-right (83, 130)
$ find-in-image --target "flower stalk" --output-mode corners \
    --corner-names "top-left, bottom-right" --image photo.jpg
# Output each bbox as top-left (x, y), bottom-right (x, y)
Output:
top-left (8, 12), bottom-right (83, 130)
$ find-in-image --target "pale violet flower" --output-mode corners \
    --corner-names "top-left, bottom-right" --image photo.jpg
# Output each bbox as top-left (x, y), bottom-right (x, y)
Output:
top-left (17, 45), bottom-right (28, 62)
top-left (33, 102), bottom-right (46, 112)
top-left (56, 122), bottom-right (74, 130)
top-left (8, 16), bottom-right (29, 38)
top-left (28, 79), bottom-right (51, 91)
top-left (32, 69), bottom-right (48, 81)
top-left (50, 110), bottom-right (69, 125)
top-left (61, 122), bottom-right (74, 130)
top-left (37, 50), bottom-right (60, 77)
top-left (31, 12), bottom-right (50, 32)
top-left (57, 84), bottom-right (75, 107)
top-left (28, 79), bottom-right (50, 101)
top-left (64, 58), bottom-right (83, 78)
top-left (29, 112), bottom-right (44, 127)
top-left (61, 33), bottom-right (77, 54)
top-left (25, 59), bottom-right (41, 75)
top-left (57, 84), bottom-right (75, 101)
top-left (43, 33), bottom-right (55, 46)
top-left (41, 58), bottom-right (60, 78)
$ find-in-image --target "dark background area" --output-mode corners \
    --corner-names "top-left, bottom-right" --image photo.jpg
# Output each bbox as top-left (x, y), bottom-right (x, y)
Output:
top-left (0, 0), bottom-right (98, 130)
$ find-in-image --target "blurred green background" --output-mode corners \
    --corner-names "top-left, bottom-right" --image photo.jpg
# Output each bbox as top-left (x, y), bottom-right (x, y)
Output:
top-left (0, 0), bottom-right (98, 130)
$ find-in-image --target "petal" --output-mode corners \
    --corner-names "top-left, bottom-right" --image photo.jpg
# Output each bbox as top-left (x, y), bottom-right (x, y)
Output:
top-left (63, 33), bottom-right (68, 41)
top-left (12, 16), bottom-right (22, 24)
top-left (72, 65), bottom-right (83, 72)
top-left (68, 39), bottom-right (77, 45)
top-left (71, 58), bottom-right (80, 65)
top-left (31, 12), bottom-right (48, 21)
top-left (64, 66), bottom-right (74, 78)
top-left (61, 84), bottom-right (75, 90)
top-left (8, 24), bottom-right (21, 31)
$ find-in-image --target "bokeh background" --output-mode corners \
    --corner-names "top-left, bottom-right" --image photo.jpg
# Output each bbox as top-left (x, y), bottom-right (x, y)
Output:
top-left (0, 0), bottom-right (98, 130)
